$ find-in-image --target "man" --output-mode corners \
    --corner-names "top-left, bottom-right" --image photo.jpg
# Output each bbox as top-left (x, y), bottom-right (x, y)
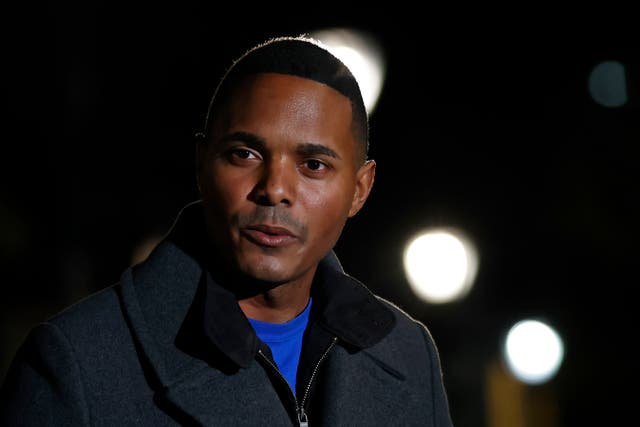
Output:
top-left (1, 36), bottom-right (454, 426)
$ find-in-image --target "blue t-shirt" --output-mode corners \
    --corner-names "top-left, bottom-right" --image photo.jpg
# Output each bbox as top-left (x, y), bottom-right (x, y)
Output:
top-left (248, 299), bottom-right (312, 394)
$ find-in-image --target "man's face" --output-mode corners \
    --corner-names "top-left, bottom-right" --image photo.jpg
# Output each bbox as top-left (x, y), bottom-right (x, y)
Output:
top-left (197, 72), bottom-right (375, 286)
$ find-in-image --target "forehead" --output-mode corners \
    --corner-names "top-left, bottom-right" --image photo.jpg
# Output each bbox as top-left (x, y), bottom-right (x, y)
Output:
top-left (217, 73), bottom-right (355, 145)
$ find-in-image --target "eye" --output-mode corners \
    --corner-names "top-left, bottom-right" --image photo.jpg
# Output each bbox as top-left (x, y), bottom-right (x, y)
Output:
top-left (305, 159), bottom-right (327, 171)
top-left (232, 148), bottom-right (258, 160)
top-left (225, 147), bottom-right (262, 164)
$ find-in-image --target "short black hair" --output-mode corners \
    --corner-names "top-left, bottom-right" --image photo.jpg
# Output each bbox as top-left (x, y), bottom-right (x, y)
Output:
top-left (202, 35), bottom-right (369, 162)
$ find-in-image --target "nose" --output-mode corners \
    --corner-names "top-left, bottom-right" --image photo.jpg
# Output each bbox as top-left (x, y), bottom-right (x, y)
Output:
top-left (250, 156), bottom-right (295, 206)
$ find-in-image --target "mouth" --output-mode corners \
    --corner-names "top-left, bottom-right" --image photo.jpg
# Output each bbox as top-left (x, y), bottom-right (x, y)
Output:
top-left (242, 224), bottom-right (298, 248)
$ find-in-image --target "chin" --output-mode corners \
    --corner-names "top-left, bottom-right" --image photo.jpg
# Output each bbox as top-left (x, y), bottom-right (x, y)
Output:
top-left (237, 257), bottom-right (294, 285)
top-left (244, 266), bottom-right (291, 286)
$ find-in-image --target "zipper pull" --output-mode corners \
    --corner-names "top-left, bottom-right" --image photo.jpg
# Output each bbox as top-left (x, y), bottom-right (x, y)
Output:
top-left (298, 407), bottom-right (309, 427)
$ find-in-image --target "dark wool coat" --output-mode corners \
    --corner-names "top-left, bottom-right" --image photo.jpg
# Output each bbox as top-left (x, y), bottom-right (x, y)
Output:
top-left (1, 202), bottom-right (454, 426)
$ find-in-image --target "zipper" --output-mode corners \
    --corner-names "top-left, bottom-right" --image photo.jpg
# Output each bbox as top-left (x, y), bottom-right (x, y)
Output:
top-left (257, 349), bottom-right (303, 425)
top-left (299, 336), bottom-right (338, 420)
top-left (257, 336), bottom-right (338, 427)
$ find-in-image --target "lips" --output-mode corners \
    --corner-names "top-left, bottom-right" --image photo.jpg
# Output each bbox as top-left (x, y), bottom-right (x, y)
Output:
top-left (242, 224), bottom-right (297, 248)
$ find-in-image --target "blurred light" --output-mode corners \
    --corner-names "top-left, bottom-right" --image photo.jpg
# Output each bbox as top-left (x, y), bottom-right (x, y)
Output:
top-left (310, 28), bottom-right (386, 115)
top-left (403, 228), bottom-right (478, 304)
top-left (588, 60), bottom-right (628, 107)
top-left (503, 319), bottom-right (564, 385)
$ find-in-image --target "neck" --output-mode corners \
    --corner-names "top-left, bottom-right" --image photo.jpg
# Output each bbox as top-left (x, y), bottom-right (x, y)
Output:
top-left (238, 278), bottom-right (312, 323)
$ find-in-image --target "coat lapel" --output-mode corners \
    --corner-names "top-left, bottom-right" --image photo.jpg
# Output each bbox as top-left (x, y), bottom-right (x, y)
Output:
top-left (159, 362), bottom-right (292, 426)
top-left (119, 239), bottom-right (204, 388)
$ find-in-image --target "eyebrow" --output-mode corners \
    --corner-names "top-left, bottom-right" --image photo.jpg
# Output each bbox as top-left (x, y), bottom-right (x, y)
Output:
top-left (218, 131), bottom-right (266, 151)
top-left (218, 131), bottom-right (342, 160)
top-left (296, 142), bottom-right (341, 160)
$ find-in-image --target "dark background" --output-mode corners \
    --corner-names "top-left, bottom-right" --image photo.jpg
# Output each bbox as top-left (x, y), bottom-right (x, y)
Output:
top-left (2, 4), bottom-right (638, 426)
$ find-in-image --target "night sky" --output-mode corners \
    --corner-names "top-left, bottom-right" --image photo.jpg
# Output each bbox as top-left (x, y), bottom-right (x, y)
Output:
top-left (2, 5), bottom-right (638, 426)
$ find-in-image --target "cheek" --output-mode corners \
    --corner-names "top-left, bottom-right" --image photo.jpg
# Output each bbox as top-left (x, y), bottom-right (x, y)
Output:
top-left (201, 168), bottom-right (249, 221)
top-left (302, 181), bottom-right (354, 235)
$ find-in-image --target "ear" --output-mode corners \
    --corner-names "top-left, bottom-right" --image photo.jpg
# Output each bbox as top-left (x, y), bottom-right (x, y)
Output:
top-left (348, 159), bottom-right (376, 217)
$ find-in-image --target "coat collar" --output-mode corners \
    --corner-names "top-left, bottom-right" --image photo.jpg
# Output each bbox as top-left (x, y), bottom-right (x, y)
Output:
top-left (119, 200), bottom-right (396, 389)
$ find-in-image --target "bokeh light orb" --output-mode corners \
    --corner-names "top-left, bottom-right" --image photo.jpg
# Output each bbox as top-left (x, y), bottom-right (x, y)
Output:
top-left (588, 60), bottom-right (628, 108)
top-left (310, 28), bottom-right (386, 115)
top-left (403, 228), bottom-right (478, 304)
top-left (503, 319), bottom-right (565, 385)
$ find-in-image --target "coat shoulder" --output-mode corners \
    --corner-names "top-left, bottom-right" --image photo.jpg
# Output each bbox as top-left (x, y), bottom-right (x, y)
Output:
top-left (41, 279), bottom-right (145, 377)
top-left (365, 296), bottom-right (454, 426)
top-left (46, 281), bottom-right (125, 337)
top-left (375, 296), bottom-right (438, 346)
top-left (367, 295), bottom-right (447, 384)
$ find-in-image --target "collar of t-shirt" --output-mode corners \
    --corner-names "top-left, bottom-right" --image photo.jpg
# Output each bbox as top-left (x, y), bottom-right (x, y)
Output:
top-left (248, 298), bottom-right (312, 394)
